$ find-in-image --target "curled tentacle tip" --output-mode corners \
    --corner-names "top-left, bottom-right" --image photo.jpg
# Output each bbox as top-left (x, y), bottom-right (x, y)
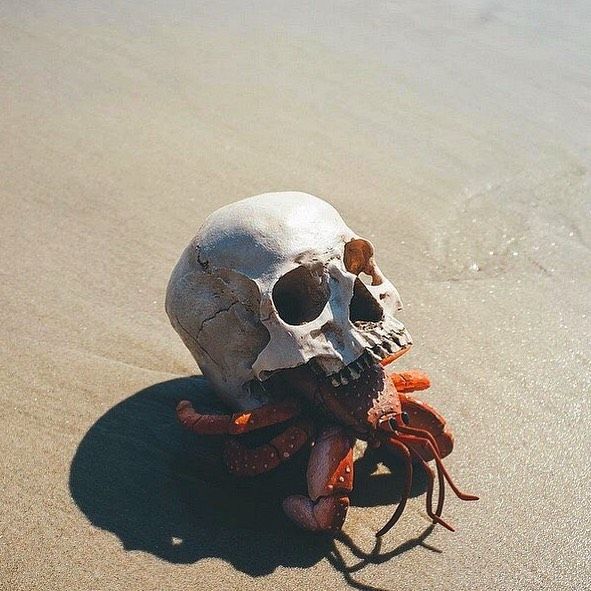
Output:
top-left (434, 518), bottom-right (455, 532)
top-left (455, 491), bottom-right (479, 501)
top-left (176, 400), bottom-right (192, 411)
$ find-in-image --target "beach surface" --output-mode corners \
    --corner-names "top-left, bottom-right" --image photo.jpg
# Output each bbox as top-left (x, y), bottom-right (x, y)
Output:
top-left (1, 2), bottom-right (590, 590)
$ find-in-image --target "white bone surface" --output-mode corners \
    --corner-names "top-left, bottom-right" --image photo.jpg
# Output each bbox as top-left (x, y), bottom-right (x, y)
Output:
top-left (166, 192), bottom-right (407, 409)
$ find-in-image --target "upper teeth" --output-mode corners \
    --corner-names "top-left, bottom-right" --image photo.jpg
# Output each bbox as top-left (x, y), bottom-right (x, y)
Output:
top-left (326, 326), bottom-right (412, 387)
top-left (368, 349), bottom-right (382, 361)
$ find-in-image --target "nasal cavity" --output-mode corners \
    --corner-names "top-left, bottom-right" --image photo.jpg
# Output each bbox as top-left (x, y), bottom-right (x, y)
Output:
top-left (349, 278), bottom-right (384, 323)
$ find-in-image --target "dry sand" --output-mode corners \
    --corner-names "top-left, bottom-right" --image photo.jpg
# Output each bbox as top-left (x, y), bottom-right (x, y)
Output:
top-left (1, 2), bottom-right (590, 590)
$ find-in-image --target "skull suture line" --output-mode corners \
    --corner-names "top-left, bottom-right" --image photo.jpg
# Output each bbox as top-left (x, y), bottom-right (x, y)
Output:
top-left (167, 192), bottom-right (478, 535)
top-left (166, 191), bottom-right (409, 409)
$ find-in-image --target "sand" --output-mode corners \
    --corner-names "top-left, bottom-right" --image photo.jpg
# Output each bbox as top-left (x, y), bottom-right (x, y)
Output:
top-left (1, 2), bottom-right (590, 590)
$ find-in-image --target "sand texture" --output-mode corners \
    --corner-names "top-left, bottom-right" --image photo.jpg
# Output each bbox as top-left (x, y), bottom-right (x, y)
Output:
top-left (1, 2), bottom-right (590, 590)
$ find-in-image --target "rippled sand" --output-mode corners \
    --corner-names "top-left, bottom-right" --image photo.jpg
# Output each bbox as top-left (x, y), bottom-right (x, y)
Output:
top-left (1, 2), bottom-right (589, 590)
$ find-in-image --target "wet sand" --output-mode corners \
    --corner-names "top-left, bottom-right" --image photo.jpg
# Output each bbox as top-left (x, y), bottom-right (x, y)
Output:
top-left (1, 2), bottom-right (590, 590)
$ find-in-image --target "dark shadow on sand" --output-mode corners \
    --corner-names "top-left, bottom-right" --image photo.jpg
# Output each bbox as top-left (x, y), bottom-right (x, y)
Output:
top-left (69, 376), bottom-right (437, 581)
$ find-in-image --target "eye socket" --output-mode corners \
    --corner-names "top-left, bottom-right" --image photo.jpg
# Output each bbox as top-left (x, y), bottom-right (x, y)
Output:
top-left (272, 265), bottom-right (330, 325)
top-left (349, 278), bottom-right (384, 323)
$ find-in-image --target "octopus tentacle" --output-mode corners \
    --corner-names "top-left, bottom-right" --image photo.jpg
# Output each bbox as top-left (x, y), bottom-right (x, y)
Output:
top-left (403, 437), bottom-right (453, 531)
top-left (396, 427), bottom-right (478, 502)
top-left (376, 438), bottom-right (413, 537)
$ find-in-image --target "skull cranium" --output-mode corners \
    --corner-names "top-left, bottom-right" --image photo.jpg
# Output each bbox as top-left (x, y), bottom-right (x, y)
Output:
top-left (166, 192), bottom-right (411, 410)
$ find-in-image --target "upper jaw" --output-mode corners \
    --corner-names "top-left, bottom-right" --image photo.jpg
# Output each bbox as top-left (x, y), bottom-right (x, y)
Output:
top-left (253, 316), bottom-right (412, 393)
top-left (320, 323), bottom-right (413, 388)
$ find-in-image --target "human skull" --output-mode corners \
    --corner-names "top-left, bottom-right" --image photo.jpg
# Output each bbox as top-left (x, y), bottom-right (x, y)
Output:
top-left (166, 192), bottom-right (411, 410)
